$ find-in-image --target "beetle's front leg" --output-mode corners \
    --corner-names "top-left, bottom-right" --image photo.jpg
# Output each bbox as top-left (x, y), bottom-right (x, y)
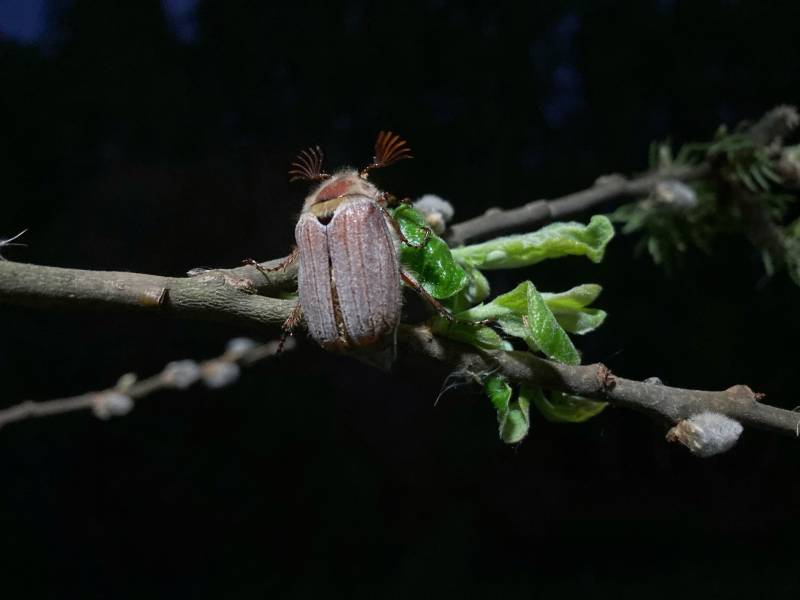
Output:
top-left (400, 269), bottom-right (497, 328)
top-left (400, 270), bottom-right (454, 321)
top-left (379, 205), bottom-right (432, 249)
top-left (243, 246), bottom-right (299, 277)
top-left (377, 192), bottom-right (414, 207)
top-left (277, 301), bottom-right (303, 354)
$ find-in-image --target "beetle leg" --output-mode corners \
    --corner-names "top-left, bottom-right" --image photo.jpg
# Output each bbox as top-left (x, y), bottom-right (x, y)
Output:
top-left (243, 246), bottom-right (299, 277)
top-left (277, 302), bottom-right (303, 353)
top-left (377, 192), bottom-right (414, 207)
top-left (379, 205), bottom-right (432, 249)
top-left (400, 270), bottom-right (454, 321)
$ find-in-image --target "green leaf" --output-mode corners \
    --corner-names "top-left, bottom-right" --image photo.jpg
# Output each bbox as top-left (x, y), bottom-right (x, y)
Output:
top-left (548, 308), bottom-right (606, 335)
top-left (430, 318), bottom-right (512, 351)
top-left (540, 283), bottom-right (602, 309)
top-left (444, 261), bottom-right (491, 313)
top-left (484, 374), bottom-right (530, 444)
top-left (451, 215), bottom-right (615, 270)
top-left (541, 284), bottom-right (607, 335)
top-left (457, 281), bottom-right (580, 364)
top-left (393, 204), bottom-right (469, 299)
top-left (526, 387), bottom-right (607, 423)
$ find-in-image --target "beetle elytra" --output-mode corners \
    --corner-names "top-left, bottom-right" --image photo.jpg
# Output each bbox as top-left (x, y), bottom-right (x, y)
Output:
top-left (264, 132), bottom-right (451, 364)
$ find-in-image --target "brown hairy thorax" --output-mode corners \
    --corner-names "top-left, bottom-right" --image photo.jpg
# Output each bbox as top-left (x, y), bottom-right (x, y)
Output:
top-left (303, 170), bottom-right (381, 221)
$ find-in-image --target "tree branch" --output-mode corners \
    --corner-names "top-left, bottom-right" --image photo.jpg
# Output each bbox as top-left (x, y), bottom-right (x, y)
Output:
top-left (0, 260), bottom-right (296, 329)
top-left (399, 326), bottom-right (799, 438)
top-left (1, 256), bottom-right (796, 440)
top-left (444, 164), bottom-right (710, 245)
top-left (0, 337), bottom-right (296, 429)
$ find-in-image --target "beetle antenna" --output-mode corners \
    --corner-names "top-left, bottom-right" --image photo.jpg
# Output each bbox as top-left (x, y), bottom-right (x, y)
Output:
top-left (0, 228), bottom-right (28, 260)
top-left (289, 146), bottom-right (330, 183)
top-left (361, 131), bottom-right (413, 178)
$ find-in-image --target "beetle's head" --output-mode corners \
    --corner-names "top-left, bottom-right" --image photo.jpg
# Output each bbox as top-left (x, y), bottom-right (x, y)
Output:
top-left (289, 131), bottom-right (413, 221)
top-left (303, 170), bottom-right (380, 220)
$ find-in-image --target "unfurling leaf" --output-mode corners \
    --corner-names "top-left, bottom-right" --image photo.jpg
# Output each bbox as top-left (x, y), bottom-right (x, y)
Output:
top-left (451, 215), bottom-right (614, 270)
top-left (444, 262), bottom-right (491, 313)
top-left (527, 387), bottom-right (607, 423)
top-left (430, 318), bottom-right (512, 351)
top-left (456, 281), bottom-right (580, 364)
top-left (393, 204), bottom-right (468, 299)
top-left (484, 374), bottom-right (530, 443)
top-left (541, 284), bottom-right (607, 334)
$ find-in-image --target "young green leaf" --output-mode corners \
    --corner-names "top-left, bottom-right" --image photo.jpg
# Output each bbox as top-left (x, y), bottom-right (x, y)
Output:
top-left (484, 373), bottom-right (530, 444)
top-left (526, 387), bottom-right (607, 423)
top-left (457, 281), bottom-right (580, 364)
top-left (541, 284), bottom-right (607, 334)
top-left (540, 283), bottom-right (602, 309)
top-left (444, 262), bottom-right (491, 313)
top-left (451, 215), bottom-right (614, 270)
top-left (392, 204), bottom-right (469, 299)
top-left (430, 318), bottom-right (512, 351)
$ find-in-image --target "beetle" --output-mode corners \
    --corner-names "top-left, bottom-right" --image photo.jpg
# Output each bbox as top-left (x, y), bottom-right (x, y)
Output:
top-left (260, 132), bottom-right (451, 364)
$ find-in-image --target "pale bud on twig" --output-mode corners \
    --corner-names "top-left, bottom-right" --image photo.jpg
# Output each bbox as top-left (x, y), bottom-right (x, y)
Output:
top-left (116, 372), bottom-right (138, 391)
top-left (748, 104), bottom-right (800, 146)
top-left (666, 412), bottom-right (743, 457)
top-left (201, 360), bottom-right (240, 389)
top-left (91, 391), bottom-right (134, 420)
top-left (414, 195), bottom-right (455, 235)
top-left (162, 360), bottom-right (201, 389)
top-left (653, 180), bottom-right (698, 211)
top-left (224, 337), bottom-right (258, 360)
top-left (777, 145), bottom-right (800, 189)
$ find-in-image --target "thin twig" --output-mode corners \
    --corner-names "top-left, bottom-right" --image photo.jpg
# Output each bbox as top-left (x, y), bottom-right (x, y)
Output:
top-left (444, 164), bottom-right (710, 245)
top-left (399, 326), bottom-right (800, 438)
top-left (0, 337), bottom-right (296, 429)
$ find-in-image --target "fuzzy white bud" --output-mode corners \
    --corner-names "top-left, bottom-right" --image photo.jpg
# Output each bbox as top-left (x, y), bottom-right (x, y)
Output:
top-left (201, 360), bottom-right (241, 389)
top-left (225, 337), bottom-right (257, 359)
top-left (414, 194), bottom-right (455, 235)
top-left (778, 145), bottom-right (800, 188)
top-left (666, 412), bottom-right (743, 457)
top-left (653, 180), bottom-right (698, 210)
top-left (91, 391), bottom-right (134, 420)
top-left (163, 360), bottom-right (201, 389)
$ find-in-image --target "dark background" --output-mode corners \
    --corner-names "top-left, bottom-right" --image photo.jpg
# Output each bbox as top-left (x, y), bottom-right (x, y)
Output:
top-left (2, 0), bottom-right (800, 597)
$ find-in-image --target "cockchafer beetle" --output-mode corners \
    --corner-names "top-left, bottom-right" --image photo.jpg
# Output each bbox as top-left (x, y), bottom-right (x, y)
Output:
top-left (256, 132), bottom-right (452, 365)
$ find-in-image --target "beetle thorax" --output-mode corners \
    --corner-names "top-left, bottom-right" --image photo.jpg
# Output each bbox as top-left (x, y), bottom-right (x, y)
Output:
top-left (303, 170), bottom-right (381, 221)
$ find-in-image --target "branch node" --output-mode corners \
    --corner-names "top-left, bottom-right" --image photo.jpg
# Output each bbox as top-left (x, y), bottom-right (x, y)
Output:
top-left (596, 363), bottom-right (616, 393)
top-left (725, 384), bottom-right (759, 405)
top-left (139, 286), bottom-right (168, 308)
top-left (193, 270), bottom-right (257, 294)
top-left (595, 173), bottom-right (626, 187)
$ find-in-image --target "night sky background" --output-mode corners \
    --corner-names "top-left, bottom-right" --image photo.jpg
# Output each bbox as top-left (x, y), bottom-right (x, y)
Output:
top-left (2, 1), bottom-right (800, 597)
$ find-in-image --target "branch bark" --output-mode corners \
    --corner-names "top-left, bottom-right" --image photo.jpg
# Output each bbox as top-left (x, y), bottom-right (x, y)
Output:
top-left (399, 326), bottom-right (799, 438)
top-left (0, 260), bottom-right (296, 329)
top-left (0, 337), bottom-right (295, 429)
top-left (444, 164), bottom-right (709, 245)
top-left (1, 259), bottom-right (797, 439)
